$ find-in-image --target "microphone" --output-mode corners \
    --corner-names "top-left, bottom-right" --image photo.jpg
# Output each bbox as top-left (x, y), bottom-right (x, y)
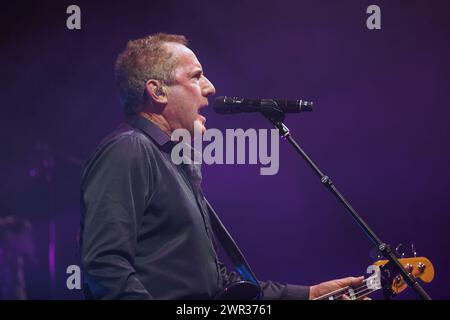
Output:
top-left (213, 96), bottom-right (313, 114)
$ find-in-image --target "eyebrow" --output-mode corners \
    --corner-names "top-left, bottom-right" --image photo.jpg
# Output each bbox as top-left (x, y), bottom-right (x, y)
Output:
top-left (189, 69), bottom-right (203, 77)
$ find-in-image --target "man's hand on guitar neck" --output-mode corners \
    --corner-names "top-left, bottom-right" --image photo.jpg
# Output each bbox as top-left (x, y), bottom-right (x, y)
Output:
top-left (309, 276), bottom-right (371, 300)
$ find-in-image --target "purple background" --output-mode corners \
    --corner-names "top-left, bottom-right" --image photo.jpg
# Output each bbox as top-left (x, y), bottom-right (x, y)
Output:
top-left (1, 0), bottom-right (449, 299)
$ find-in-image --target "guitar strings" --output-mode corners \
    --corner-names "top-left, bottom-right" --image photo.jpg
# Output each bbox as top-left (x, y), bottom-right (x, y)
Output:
top-left (314, 286), bottom-right (350, 300)
top-left (329, 285), bottom-right (377, 300)
top-left (316, 282), bottom-right (366, 300)
top-left (318, 282), bottom-right (378, 300)
top-left (332, 287), bottom-right (375, 300)
top-left (329, 284), bottom-right (372, 300)
top-left (353, 288), bottom-right (377, 300)
top-left (314, 281), bottom-right (367, 300)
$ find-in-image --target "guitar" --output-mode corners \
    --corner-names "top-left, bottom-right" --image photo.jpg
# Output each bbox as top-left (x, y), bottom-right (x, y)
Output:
top-left (214, 280), bottom-right (262, 300)
top-left (314, 256), bottom-right (434, 300)
top-left (215, 256), bottom-right (434, 300)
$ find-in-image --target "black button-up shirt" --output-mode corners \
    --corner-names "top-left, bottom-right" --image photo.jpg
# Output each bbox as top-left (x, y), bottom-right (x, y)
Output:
top-left (80, 115), bottom-right (309, 299)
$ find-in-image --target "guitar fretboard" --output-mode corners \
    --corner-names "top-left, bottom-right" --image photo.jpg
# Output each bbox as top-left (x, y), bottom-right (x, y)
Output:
top-left (314, 279), bottom-right (378, 300)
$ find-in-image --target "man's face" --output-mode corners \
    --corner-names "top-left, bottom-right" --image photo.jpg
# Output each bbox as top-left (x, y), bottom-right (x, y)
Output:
top-left (162, 42), bottom-right (216, 136)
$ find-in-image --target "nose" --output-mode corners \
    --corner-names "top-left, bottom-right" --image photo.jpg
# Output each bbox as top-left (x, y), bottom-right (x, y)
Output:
top-left (202, 75), bottom-right (216, 97)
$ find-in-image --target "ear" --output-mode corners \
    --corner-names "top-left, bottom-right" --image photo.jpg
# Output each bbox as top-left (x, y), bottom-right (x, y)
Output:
top-left (145, 79), bottom-right (168, 104)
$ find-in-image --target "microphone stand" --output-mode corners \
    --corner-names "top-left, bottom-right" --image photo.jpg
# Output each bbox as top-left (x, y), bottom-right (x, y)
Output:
top-left (260, 100), bottom-right (432, 300)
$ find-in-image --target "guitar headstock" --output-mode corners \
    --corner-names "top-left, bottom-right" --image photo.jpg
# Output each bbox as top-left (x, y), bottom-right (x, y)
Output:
top-left (373, 257), bottom-right (434, 295)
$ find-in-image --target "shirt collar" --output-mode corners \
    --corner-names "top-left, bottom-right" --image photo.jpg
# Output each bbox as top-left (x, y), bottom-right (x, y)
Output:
top-left (126, 114), bottom-right (171, 146)
top-left (126, 114), bottom-right (203, 185)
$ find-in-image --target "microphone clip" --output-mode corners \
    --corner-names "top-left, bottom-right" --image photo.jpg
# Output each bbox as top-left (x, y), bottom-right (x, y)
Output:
top-left (260, 99), bottom-right (285, 122)
top-left (260, 100), bottom-right (290, 138)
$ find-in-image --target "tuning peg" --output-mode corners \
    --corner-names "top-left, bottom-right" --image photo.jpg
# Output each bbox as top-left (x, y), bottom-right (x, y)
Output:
top-left (405, 263), bottom-right (414, 273)
top-left (418, 262), bottom-right (426, 273)
top-left (411, 243), bottom-right (417, 257)
top-left (395, 243), bottom-right (406, 258)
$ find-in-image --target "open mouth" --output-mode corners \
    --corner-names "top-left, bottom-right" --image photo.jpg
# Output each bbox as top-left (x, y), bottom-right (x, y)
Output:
top-left (197, 104), bottom-right (208, 123)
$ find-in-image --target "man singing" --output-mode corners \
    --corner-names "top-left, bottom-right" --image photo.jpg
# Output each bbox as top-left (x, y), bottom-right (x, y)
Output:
top-left (80, 33), bottom-right (364, 299)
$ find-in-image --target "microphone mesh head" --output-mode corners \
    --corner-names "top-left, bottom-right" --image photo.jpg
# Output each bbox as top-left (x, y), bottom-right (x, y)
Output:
top-left (300, 101), bottom-right (313, 112)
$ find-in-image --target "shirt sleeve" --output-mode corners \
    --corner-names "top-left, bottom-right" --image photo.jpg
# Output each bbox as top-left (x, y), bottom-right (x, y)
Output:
top-left (218, 262), bottom-right (310, 300)
top-left (80, 134), bottom-right (153, 299)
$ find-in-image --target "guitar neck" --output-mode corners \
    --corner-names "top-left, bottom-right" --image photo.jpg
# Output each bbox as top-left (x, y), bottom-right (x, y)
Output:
top-left (313, 257), bottom-right (434, 300)
top-left (314, 279), bottom-right (378, 300)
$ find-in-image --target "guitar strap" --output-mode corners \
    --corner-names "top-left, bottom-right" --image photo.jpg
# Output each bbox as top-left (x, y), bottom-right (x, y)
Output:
top-left (203, 198), bottom-right (261, 289)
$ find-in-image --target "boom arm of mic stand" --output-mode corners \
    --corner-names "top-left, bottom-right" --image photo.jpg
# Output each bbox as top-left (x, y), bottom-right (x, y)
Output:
top-left (260, 104), bottom-right (432, 300)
